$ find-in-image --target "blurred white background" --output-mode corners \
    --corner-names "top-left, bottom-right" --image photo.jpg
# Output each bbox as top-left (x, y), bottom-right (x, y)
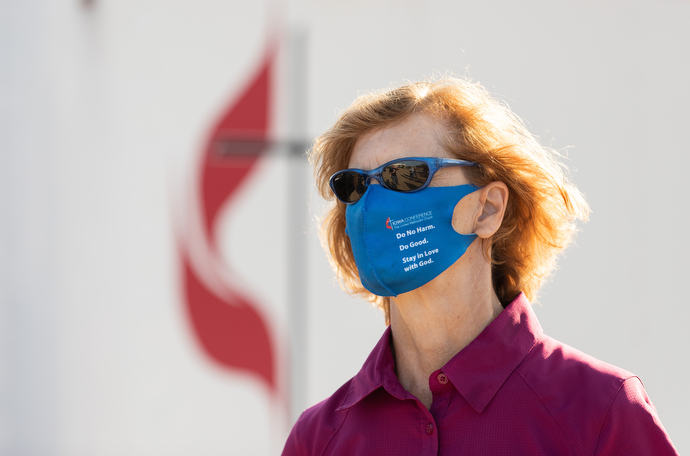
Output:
top-left (1, 0), bottom-right (687, 454)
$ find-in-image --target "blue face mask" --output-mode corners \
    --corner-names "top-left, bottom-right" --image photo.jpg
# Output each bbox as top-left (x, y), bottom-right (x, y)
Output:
top-left (345, 184), bottom-right (479, 297)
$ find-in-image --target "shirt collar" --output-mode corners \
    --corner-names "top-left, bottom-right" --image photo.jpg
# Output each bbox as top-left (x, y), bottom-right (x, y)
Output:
top-left (337, 293), bottom-right (542, 412)
top-left (336, 325), bottom-right (402, 411)
top-left (443, 293), bottom-right (542, 412)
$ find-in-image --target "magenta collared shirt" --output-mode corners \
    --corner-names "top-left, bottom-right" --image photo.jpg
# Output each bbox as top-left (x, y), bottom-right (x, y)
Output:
top-left (283, 293), bottom-right (678, 455)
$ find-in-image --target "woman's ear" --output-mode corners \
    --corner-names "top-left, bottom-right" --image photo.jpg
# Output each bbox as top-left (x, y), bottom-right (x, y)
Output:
top-left (452, 182), bottom-right (509, 237)
top-left (473, 182), bottom-right (509, 238)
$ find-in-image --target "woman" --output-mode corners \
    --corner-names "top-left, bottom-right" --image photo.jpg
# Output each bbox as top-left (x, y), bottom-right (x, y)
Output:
top-left (283, 78), bottom-right (678, 455)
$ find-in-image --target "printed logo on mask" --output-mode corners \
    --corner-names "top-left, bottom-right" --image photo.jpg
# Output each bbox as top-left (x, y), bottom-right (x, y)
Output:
top-left (386, 211), bottom-right (433, 230)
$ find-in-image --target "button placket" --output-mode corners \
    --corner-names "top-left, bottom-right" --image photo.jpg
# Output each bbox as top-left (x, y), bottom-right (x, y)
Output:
top-left (429, 370), bottom-right (453, 423)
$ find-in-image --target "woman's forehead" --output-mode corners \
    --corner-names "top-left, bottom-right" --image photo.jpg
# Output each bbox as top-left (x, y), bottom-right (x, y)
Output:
top-left (348, 114), bottom-right (450, 170)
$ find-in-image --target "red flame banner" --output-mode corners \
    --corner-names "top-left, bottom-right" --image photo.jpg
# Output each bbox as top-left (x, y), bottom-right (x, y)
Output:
top-left (180, 54), bottom-right (276, 393)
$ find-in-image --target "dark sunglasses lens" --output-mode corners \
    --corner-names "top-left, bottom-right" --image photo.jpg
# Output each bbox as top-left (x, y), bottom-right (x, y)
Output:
top-left (381, 160), bottom-right (430, 191)
top-left (332, 171), bottom-right (366, 203)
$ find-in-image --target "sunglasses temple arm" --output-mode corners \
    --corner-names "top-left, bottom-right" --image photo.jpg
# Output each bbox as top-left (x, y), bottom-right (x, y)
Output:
top-left (437, 158), bottom-right (479, 168)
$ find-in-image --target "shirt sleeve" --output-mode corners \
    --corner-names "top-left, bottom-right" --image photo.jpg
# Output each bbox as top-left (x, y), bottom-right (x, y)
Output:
top-left (282, 414), bottom-right (304, 456)
top-left (594, 377), bottom-right (678, 455)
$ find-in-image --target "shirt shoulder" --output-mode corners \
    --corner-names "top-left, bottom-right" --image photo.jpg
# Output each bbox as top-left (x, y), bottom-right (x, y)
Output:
top-left (516, 334), bottom-right (677, 455)
top-left (517, 333), bottom-right (635, 399)
top-left (282, 378), bottom-right (354, 456)
top-left (595, 376), bottom-right (679, 455)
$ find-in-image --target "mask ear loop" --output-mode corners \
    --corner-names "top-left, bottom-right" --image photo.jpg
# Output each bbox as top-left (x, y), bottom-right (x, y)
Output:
top-left (451, 184), bottom-right (482, 236)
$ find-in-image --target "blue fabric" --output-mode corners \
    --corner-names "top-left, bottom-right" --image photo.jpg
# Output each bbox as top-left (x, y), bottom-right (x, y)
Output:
top-left (345, 184), bottom-right (478, 296)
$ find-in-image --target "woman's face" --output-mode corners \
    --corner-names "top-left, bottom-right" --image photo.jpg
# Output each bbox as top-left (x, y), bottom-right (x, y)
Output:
top-left (348, 113), bottom-right (470, 188)
top-left (348, 113), bottom-right (477, 236)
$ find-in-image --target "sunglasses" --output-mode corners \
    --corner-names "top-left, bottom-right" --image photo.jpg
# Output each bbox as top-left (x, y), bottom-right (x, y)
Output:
top-left (329, 157), bottom-right (478, 204)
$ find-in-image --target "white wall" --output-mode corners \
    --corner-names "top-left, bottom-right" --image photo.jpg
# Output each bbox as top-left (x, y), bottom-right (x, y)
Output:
top-left (1, 0), bottom-right (687, 454)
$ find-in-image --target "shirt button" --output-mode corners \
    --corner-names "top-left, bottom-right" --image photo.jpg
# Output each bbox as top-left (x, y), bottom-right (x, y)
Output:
top-left (437, 373), bottom-right (448, 385)
top-left (426, 423), bottom-right (434, 435)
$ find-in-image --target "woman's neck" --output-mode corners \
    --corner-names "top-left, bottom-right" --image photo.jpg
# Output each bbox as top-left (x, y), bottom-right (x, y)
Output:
top-left (389, 244), bottom-right (503, 409)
